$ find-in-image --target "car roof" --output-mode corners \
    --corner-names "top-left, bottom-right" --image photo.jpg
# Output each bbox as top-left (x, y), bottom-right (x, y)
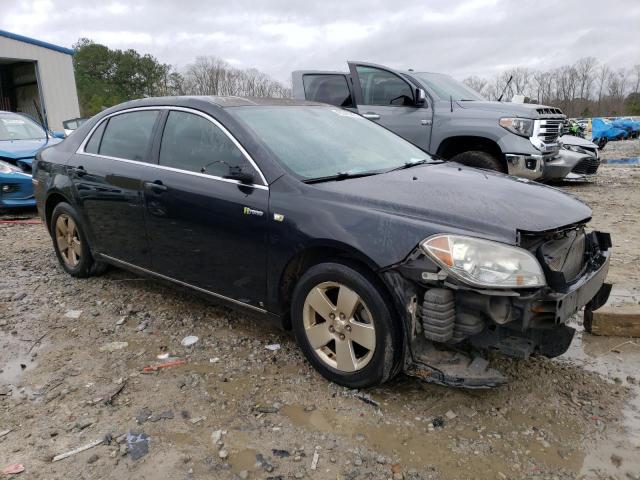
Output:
top-left (111, 96), bottom-right (323, 110)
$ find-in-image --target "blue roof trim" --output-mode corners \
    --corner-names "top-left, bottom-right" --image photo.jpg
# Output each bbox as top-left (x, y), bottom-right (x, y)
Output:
top-left (0, 29), bottom-right (74, 55)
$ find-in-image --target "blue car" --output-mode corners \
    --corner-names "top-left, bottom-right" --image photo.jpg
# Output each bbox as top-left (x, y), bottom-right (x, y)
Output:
top-left (611, 117), bottom-right (640, 139)
top-left (591, 117), bottom-right (627, 144)
top-left (0, 111), bottom-right (63, 209)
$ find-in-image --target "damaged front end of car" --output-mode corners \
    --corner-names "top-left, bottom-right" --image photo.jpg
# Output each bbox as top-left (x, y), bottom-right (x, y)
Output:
top-left (381, 224), bottom-right (612, 388)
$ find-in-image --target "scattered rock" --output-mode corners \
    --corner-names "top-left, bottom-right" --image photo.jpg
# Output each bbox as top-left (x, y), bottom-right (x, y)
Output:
top-left (611, 453), bottom-right (623, 468)
top-left (211, 430), bottom-right (223, 445)
top-left (432, 417), bottom-right (445, 428)
top-left (444, 410), bottom-right (457, 420)
top-left (218, 449), bottom-right (228, 459)
top-left (98, 341), bottom-right (128, 352)
top-left (64, 310), bottom-right (82, 319)
top-left (181, 335), bottom-right (199, 347)
top-left (254, 404), bottom-right (279, 414)
top-left (127, 432), bottom-right (149, 461)
top-left (87, 454), bottom-right (99, 464)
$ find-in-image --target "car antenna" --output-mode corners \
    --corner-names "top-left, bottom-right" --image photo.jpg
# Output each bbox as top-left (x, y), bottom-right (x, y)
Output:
top-left (450, 95), bottom-right (453, 112)
top-left (497, 75), bottom-right (513, 102)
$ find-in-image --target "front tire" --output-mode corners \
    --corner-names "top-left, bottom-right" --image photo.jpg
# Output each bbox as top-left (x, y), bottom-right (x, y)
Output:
top-left (291, 262), bottom-right (402, 388)
top-left (451, 150), bottom-right (506, 173)
top-left (50, 202), bottom-right (104, 277)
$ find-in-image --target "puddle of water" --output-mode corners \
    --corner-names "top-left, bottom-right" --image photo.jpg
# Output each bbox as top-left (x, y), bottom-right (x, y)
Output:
top-left (281, 403), bottom-right (579, 477)
top-left (605, 156), bottom-right (640, 165)
top-left (0, 332), bottom-right (42, 396)
top-left (562, 324), bottom-right (640, 476)
top-left (228, 448), bottom-right (259, 473)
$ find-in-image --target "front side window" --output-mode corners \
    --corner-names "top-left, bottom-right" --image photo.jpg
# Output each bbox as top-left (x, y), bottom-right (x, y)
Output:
top-left (0, 113), bottom-right (46, 141)
top-left (159, 111), bottom-right (249, 178)
top-left (231, 106), bottom-right (434, 181)
top-left (355, 66), bottom-right (414, 106)
top-left (303, 74), bottom-right (353, 107)
top-left (99, 110), bottom-right (159, 162)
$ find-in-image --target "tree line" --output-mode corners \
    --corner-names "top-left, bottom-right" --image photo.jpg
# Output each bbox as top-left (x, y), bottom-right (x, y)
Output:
top-left (73, 39), bottom-right (290, 116)
top-left (463, 58), bottom-right (640, 117)
top-left (73, 40), bottom-right (639, 118)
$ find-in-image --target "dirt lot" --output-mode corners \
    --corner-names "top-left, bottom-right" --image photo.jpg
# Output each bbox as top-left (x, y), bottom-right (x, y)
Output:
top-left (1, 144), bottom-right (640, 479)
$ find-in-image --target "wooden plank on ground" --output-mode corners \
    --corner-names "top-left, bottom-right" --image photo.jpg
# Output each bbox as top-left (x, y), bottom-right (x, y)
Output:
top-left (586, 304), bottom-right (640, 337)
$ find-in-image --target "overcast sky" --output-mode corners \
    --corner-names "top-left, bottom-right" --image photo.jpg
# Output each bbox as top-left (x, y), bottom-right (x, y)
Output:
top-left (2, 0), bottom-right (639, 84)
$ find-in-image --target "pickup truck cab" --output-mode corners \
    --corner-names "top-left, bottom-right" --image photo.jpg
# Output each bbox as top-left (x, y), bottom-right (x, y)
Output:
top-left (293, 61), bottom-right (566, 180)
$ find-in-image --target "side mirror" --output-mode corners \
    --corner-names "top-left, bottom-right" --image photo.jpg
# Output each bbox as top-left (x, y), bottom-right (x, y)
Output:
top-left (52, 131), bottom-right (66, 139)
top-left (224, 166), bottom-right (254, 184)
top-left (415, 88), bottom-right (427, 107)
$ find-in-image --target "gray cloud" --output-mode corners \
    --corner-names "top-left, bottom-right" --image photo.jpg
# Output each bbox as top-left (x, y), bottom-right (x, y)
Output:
top-left (2, 0), bottom-right (639, 84)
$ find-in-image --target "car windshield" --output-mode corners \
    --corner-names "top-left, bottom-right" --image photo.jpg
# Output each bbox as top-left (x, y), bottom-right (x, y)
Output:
top-left (230, 106), bottom-right (434, 181)
top-left (0, 113), bottom-right (46, 141)
top-left (413, 72), bottom-right (485, 101)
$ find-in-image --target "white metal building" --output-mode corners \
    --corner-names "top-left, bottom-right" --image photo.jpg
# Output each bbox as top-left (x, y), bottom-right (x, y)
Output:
top-left (0, 30), bottom-right (80, 131)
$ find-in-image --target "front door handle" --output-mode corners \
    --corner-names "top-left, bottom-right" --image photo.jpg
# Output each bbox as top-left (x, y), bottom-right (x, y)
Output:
top-left (362, 112), bottom-right (381, 120)
top-left (143, 180), bottom-right (168, 193)
top-left (71, 166), bottom-right (87, 177)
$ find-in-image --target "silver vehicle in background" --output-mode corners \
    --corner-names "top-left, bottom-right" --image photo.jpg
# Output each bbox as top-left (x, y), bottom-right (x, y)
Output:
top-left (293, 61), bottom-right (597, 181)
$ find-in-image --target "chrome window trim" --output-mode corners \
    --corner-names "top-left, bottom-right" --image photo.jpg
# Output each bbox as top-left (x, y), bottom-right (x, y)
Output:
top-left (100, 254), bottom-right (267, 313)
top-left (76, 105), bottom-right (269, 189)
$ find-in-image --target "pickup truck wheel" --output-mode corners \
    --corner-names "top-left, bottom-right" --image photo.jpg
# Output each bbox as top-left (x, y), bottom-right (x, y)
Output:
top-left (50, 202), bottom-right (104, 278)
top-left (291, 262), bottom-right (401, 388)
top-left (451, 151), bottom-right (506, 173)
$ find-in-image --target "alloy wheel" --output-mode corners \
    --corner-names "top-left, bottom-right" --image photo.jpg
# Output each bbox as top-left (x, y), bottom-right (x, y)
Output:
top-left (55, 214), bottom-right (82, 268)
top-left (302, 281), bottom-right (376, 372)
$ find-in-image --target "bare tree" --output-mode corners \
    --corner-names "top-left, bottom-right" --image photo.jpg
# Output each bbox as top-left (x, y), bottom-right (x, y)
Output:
top-left (181, 56), bottom-right (290, 98)
top-left (575, 57), bottom-right (597, 100)
top-left (462, 76), bottom-right (488, 96)
top-left (633, 64), bottom-right (640, 94)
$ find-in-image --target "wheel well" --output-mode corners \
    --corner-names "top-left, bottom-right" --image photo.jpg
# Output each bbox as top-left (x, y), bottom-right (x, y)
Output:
top-left (278, 246), bottom-right (379, 329)
top-left (44, 193), bottom-right (68, 232)
top-left (436, 136), bottom-right (504, 164)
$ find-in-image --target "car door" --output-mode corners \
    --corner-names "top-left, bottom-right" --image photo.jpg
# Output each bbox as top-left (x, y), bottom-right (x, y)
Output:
top-left (348, 62), bottom-right (433, 150)
top-left (72, 109), bottom-right (161, 268)
top-left (142, 109), bottom-right (269, 310)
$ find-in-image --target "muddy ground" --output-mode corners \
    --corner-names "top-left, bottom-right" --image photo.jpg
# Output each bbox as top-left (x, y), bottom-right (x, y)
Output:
top-left (1, 143), bottom-right (640, 480)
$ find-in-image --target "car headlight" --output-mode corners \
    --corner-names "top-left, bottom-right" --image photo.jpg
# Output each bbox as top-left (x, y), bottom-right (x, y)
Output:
top-left (421, 234), bottom-right (546, 288)
top-left (499, 117), bottom-right (534, 137)
top-left (563, 144), bottom-right (588, 155)
top-left (0, 160), bottom-right (21, 174)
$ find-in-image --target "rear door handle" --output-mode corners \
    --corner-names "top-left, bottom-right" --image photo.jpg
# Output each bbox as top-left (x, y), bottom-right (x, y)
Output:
top-left (362, 112), bottom-right (381, 120)
top-left (143, 180), bottom-right (168, 193)
top-left (71, 166), bottom-right (87, 177)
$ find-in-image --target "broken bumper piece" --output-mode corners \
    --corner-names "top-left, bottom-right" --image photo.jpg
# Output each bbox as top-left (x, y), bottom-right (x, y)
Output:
top-left (406, 344), bottom-right (508, 388)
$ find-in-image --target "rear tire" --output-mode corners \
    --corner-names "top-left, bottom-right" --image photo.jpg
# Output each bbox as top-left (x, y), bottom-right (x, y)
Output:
top-left (451, 150), bottom-right (506, 173)
top-left (291, 262), bottom-right (402, 388)
top-left (50, 202), bottom-right (104, 278)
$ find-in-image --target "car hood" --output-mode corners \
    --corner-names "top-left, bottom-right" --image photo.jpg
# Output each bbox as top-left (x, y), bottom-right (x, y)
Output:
top-left (560, 135), bottom-right (598, 149)
top-left (455, 101), bottom-right (564, 119)
top-left (313, 162), bottom-right (591, 245)
top-left (0, 138), bottom-right (61, 160)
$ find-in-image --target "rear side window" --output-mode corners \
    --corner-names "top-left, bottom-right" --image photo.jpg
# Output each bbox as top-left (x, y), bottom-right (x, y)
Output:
top-left (98, 111), bottom-right (159, 161)
top-left (84, 121), bottom-right (106, 154)
top-left (159, 111), bottom-right (250, 178)
top-left (303, 74), bottom-right (353, 107)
